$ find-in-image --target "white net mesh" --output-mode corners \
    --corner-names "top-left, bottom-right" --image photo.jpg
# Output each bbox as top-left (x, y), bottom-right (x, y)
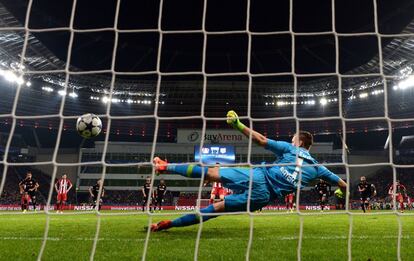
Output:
top-left (0, 0), bottom-right (414, 260)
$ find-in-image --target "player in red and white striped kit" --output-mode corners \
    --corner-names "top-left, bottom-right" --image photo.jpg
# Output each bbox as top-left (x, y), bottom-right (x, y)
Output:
top-left (388, 180), bottom-right (407, 213)
top-left (54, 174), bottom-right (73, 213)
top-left (407, 196), bottom-right (413, 210)
top-left (209, 182), bottom-right (228, 204)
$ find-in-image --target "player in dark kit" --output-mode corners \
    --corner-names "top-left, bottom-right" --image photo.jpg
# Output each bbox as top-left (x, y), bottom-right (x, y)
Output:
top-left (358, 176), bottom-right (376, 213)
top-left (142, 177), bottom-right (154, 212)
top-left (155, 179), bottom-right (167, 211)
top-left (314, 179), bottom-right (331, 211)
top-left (18, 171), bottom-right (39, 212)
top-left (89, 179), bottom-right (105, 211)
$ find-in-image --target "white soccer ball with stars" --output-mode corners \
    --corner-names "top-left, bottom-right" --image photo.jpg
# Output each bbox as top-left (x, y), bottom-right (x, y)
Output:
top-left (76, 113), bottom-right (102, 138)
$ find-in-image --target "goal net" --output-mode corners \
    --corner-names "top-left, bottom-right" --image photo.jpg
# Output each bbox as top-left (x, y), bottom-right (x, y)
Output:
top-left (0, 0), bottom-right (413, 260)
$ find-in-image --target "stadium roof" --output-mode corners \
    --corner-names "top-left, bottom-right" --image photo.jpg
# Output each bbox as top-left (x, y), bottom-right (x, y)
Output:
top-left (1, 0), bottom-right (414, 137)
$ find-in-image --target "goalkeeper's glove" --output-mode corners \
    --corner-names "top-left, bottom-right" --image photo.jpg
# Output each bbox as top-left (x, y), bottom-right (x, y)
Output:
top-left (226, 110), bottom-right (246, 132)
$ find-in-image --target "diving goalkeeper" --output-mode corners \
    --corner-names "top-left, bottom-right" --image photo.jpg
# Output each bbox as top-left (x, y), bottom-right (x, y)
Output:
top-left (150, 110), bottom-right (347, 232)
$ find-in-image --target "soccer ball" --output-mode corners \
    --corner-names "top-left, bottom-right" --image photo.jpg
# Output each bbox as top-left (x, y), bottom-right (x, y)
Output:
top-left (76, 113), bottom-right (102, 138)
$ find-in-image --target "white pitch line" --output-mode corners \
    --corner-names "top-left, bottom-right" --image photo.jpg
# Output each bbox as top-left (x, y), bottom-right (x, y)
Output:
top-left (1, 234), bottom-right (411, 242)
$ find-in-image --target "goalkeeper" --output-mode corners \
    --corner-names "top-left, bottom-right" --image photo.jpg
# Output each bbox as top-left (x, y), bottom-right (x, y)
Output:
top-left (150, 110), bottom-right (347, 232)
top-left (334, 188), bottom-right (346, 210)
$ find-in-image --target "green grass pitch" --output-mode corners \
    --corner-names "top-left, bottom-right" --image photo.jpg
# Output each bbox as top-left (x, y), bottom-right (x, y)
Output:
top-left (0, 211), bottom-right (413, 260)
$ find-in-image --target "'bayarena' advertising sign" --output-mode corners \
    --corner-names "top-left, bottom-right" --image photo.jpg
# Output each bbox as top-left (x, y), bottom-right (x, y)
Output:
top-left (177, 129), bottom-right (247, 144)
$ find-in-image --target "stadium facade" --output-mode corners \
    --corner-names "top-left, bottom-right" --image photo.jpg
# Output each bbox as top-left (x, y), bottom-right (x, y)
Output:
top-left (74, 129), bottom-right (345, 192)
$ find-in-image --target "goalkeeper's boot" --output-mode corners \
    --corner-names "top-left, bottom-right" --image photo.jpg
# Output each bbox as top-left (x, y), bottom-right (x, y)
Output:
top-left (153, 157), bottom-right (168, 174)
top-left (149, 220), bottom-right (172, 232)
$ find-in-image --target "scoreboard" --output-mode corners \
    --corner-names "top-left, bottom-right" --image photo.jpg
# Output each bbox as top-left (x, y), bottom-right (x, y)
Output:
top-left (194, 145), bottom-right (235, 164)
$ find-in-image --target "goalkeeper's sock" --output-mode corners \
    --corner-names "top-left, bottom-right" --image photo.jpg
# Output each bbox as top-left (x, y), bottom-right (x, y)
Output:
top-left (171, 205), bottom-right (217, 228)
top-left (400, 202), bottom-right (404, 211)
top-left (167, 164), bottom-right (209, 179)
top-left (361, 203), bottom-right (366, 213)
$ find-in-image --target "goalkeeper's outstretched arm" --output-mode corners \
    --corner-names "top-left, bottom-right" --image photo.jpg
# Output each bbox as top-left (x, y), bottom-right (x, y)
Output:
top-left (226, 110), bottom-right (267, 147)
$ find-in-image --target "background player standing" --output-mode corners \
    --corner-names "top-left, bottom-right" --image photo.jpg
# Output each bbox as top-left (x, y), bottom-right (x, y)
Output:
top-left (18, 171), bottom-right (39, 212)
top-left (334, 188), bottom-right (346, 210)
top-left (314, 179), bottom-right (331, 211)
top-left (285, 192), bottom-right (295, 213)
top-left (209, 182), bottom-right (226, 204)
top-left (54, 174), bottom-right (73, 213)
top-left (155, 179), bottom-right (167, 211)
top-left (407, 196), bottom-right (412, 211)
top-left (358, 176), bottom-right (376, 213)
top-left (388, 180), bottom-right (407, 213)
top-left (142, 177), bottom-right (154, 212)
top-left (89, 179), bottom-right (105, 211)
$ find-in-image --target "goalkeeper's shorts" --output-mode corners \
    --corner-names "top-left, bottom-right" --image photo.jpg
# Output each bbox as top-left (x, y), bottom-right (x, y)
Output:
top-left (219, 167), bottom-right (271, 212)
